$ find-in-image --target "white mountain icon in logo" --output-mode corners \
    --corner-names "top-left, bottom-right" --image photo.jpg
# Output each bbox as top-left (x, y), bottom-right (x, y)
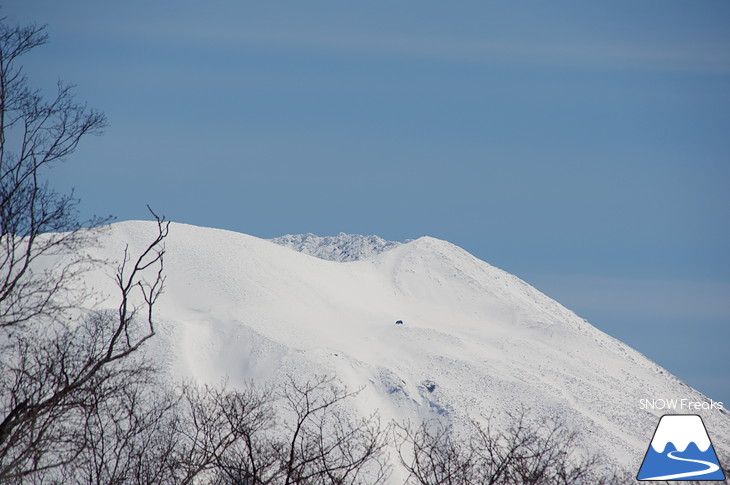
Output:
top-left (638, 414), bottom-right (726, 481)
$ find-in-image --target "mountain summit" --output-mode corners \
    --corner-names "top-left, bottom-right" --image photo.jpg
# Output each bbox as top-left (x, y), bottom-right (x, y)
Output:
top-left (271, 232), bottom-right (402, 262)
top-left (73, 221), bottom-right (729, 475)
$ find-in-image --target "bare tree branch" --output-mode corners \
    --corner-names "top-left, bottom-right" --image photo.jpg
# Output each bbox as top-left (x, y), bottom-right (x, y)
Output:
top-left (397, 408), bottom-right (627, 485)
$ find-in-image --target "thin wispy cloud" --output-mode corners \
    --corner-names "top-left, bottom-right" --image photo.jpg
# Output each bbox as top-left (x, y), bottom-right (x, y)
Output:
top-left (65, 17), bottom-right (730, 74)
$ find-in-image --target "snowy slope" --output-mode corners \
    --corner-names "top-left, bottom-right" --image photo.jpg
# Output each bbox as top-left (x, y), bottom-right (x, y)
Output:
top-left (72, 221), bottom-right (729, 477)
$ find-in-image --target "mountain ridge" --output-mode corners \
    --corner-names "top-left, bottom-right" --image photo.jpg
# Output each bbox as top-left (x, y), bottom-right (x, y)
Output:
top-left (271, 232), bottom-right (403, 262)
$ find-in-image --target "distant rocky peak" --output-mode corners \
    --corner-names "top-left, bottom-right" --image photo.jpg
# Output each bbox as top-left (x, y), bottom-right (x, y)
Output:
top-left (270, 232), bottom-right (402, 262)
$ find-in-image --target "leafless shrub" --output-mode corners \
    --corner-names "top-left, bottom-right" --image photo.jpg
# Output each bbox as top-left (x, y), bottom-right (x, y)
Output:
top-left (179, 376), bottom-right (391, 485)
top-left (396, 408), bottom-right (626, 485)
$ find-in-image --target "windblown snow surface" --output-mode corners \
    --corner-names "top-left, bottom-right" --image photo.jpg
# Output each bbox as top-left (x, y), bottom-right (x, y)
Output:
top-left (71, 222), bottom-right (729, 481)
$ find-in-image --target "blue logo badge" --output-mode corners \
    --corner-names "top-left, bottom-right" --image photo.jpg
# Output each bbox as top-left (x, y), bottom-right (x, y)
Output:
top-left (637, 414), bottom-right (726, 481)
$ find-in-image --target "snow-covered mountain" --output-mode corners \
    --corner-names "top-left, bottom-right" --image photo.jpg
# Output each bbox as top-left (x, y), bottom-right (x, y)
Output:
top-left (72, 221), bottom-right (729, 477)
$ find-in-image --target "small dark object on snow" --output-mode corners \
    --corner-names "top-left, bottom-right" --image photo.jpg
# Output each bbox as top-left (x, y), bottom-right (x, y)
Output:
top-left (395, 320), bottom-right (403, 325)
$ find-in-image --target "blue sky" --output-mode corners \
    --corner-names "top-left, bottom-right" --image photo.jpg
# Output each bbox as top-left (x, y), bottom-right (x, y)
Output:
top-left (5, 1), bottom-right (729, 403)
